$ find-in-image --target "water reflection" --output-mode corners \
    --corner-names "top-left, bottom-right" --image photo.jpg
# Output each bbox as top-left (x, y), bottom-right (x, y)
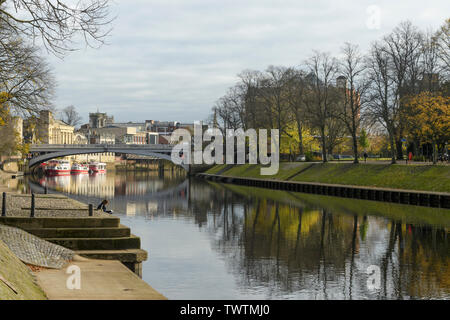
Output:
top-left (23, 172), bottom-right (449, 299)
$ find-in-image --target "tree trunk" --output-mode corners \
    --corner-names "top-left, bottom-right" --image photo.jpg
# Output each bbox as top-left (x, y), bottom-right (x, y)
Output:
top-left (389, 134), bottom-right (397, 164)
top-left (352, 133), bottom-right (359, 164)
top-left (297, 122), bottom-right (304, 155)
top-left (432, 140), bottom-right (437, 165)
top-left (396, 139), bottom-right (403, 160)
top-left (321, 128), bottom-right (327, 163)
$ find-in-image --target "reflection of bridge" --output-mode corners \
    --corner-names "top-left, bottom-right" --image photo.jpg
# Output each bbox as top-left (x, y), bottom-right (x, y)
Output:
top-left (29, 144), bottom-right (189, 171)
top-left (28, 178), bottom-right (190, 201)
top-left (27, 177), bottom-right (191, 214)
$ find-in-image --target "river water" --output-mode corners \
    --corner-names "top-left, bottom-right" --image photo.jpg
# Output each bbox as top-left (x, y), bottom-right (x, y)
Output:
top-left (18, 171), bottom-right (449, 300)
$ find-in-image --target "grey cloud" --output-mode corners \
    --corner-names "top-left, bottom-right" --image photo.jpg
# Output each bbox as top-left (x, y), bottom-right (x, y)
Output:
top-left (47, 0), bottom-right (450, 124)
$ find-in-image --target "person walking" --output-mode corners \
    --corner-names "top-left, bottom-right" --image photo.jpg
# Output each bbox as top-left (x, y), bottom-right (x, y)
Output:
top-left (97, 199), bottom-right (113, 214)
top-left (363, 152), bottom-right (368, 163)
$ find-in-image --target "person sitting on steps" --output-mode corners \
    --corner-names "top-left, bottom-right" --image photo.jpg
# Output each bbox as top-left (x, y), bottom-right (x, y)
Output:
top-left (97, 199), bottom-right (113, 214)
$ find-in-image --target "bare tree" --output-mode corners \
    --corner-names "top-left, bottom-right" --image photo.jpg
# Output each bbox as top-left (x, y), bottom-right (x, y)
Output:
top-left (381, 21), bottom-right (423, 159)
top-left (367, 42), bottom-right (398, 164)
top-left (0, 21), bottom-right (55, 116)
top-left (60, 105), bottom-right (82, 127)
top-left (303, 51), bottom-right (339, 162)
top-left (420, 30), bottom-right (442, 92)
top-left (434, 18), bottom-right (450, 73)
top-left (0, 0), bottom-right (113, 56)
top-left (238, 69), bottom-right (265, 130)
top-left (284, 68), bottom-right (309, 156)
top-left (337, 43), bottom-right (370, 163)
top-left (258, 66), bottom-right (292, 133)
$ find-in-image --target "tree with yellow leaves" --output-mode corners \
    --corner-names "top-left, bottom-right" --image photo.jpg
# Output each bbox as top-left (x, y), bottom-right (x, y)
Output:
top-left (404, 92), bottom-right (450, 164)
top-left (0, 91), bottom-right (10, 125)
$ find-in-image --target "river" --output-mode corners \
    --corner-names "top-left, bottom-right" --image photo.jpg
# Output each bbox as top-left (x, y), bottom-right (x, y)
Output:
top-left (16, 171), bottom-right (450, 300)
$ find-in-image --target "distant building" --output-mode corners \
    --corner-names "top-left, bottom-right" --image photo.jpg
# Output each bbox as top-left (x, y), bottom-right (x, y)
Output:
top-left (31, 110), bottom-right (75, 144)
top-left (336, 76), bottom-right (348, 89)
top-left (12, 116), bottom-right (23, 144)
top-left (145, 120), bottom-right (180, 134)
top-left (73, 132), bottom-right (88, 145)
top-left (111, 122), bottom-right (146, 132)
top-left (88, 130), bottom-right (115, 145)
top-left (421, 73), bottom-right (440, 91)
top-left (89, 112), bottom-right (114, 128)
top-left (80, 111), bottom-right (189, 145)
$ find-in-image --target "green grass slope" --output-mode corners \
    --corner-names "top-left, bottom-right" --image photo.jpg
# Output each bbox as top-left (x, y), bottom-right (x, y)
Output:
top-left (205, 163), bottom-right (450, 193)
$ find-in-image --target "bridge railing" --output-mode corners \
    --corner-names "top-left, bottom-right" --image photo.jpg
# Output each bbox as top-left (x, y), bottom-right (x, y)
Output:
top-left (30, 144), bottom-right (175, 150)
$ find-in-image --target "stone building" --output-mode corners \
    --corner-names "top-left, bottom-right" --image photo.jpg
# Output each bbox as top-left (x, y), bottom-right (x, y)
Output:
top-left (35, 110), bottom-right (75, 144)
top-left (89, 112), bottom-right (114, 128)
top-left (12, 116), bottom-right (23, 144)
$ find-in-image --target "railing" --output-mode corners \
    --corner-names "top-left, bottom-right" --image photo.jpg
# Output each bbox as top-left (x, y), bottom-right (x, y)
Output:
top-left (1, 191), bottom-right (97, 217)
top-left (30, 144), bottom-right (174, 149)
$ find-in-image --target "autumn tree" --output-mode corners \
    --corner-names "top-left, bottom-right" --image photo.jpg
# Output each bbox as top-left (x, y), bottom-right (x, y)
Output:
top-left (359, 128), bottom-right (370, 152)
top-left (0, 105), bottom-right (25, 156)
top-left (404, 92), bottom-right (450, 164)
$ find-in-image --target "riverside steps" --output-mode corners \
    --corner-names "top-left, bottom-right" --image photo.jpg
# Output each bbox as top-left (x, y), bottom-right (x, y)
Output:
top-left (0, 194), bottom-right (147, 277)
top-left (198, 173), bottom-right (450, 209)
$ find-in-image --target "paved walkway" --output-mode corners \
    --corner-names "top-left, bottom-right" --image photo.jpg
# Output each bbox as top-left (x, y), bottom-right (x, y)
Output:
top-left (1, 193), bottom-right (108, 217)
top-left (35, 259), bottom-right (167, 300)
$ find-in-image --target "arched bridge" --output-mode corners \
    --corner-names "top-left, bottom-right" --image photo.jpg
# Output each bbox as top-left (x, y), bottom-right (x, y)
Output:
top-left (28, 144), bottom-right (189, 171)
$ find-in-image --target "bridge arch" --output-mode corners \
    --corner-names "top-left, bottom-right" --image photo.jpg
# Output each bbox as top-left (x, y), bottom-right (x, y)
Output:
top-left (28, 148), bottom-right (189, 171)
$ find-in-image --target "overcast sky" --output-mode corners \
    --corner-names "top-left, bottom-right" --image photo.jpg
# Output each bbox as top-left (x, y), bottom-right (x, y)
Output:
top-left (48, 0), bottom-right (450, 124)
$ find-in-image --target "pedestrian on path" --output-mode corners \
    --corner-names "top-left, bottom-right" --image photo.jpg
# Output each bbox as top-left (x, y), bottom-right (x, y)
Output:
top-left (363, 152), bottom-right (368, 163)
top-left (97, 199), bottom-right (113, 214)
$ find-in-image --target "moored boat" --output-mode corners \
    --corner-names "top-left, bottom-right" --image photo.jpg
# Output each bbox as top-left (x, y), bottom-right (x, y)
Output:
top-left (45, 160), bottom-right (71, 176)
top-left (71, 163), bottom-right (89, 174)
top-left (89, 162), bottom-right (107, 174)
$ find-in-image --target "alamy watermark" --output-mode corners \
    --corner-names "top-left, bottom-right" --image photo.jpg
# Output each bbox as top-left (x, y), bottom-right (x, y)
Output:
top-left (366, 265), bottom-right (381, 290)
top-left (366, 5), bottom-right (381, 30)
top-left (66, 265), bottom-right (81, 290)
top-left (170, 122), bottom-right (280, 175)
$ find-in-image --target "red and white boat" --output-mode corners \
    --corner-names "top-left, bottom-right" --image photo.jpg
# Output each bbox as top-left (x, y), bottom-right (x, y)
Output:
top-left (89, 162), bottom-right (107, 174)
top-left (45, 160), bottom-right (71, 176)
top-left (71, 163), bottom-right (89, 174)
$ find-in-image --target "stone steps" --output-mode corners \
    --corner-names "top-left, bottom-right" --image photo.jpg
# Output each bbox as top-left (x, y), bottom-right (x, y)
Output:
top-left (25, 224), bottom-right (131, 238)
top-left (0, 215), bottom-right (147, 277)
top-left (44, 235), bottom-right (141, 250)
top-left (75, 249), bottom-right (148, 263)
top-left (0, 217), bottom-right (120, 229)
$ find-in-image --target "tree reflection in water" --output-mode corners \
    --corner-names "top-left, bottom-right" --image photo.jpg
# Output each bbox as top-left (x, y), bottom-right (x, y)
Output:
top-left (202, 182), bottom-right (449, 299)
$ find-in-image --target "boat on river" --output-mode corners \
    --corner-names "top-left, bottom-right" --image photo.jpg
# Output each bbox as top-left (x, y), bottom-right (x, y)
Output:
top-left (71, 163), bottom-right (89, 174)
top-left (45, 160), bottom-right (71, 176)
top-left (89, 162), bottom-right (107, 174)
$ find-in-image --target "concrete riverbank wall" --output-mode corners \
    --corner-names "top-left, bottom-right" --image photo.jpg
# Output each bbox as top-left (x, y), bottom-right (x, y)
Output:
top-left (198, 173), bottom-right (450, 209)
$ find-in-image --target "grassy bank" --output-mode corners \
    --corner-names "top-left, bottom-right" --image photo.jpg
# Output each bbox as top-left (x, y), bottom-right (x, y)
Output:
top-left (0, 240), bottom-right (47, 300)
top-left (205, 163), bottom-right (450, 193)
